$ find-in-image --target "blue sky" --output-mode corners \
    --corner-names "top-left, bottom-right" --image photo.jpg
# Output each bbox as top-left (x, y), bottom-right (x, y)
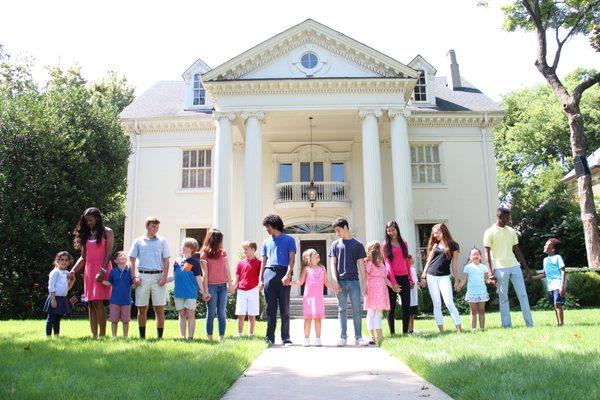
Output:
top-left (2, 0), bottom-right (598, 101)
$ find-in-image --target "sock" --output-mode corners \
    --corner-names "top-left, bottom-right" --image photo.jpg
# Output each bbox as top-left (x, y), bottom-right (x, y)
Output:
top-left (139, 326), bottom-right (146, 339)
top-left (157, 327), bottom-right (164, 339)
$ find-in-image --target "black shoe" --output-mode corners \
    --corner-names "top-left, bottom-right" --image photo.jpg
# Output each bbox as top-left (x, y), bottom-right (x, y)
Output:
top-left (283, 339), bottom-right (293, 346)
top-left (265, 338), bottom-right (274, 346)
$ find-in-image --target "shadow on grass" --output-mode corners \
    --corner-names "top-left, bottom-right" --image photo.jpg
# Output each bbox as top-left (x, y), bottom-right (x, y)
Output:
top-left (0, 336), bottom-right (266, 400)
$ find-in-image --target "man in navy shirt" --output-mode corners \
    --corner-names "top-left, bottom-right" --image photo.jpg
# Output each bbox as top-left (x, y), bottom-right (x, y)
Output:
top-left (259, 214), bottom-right (296, 346)
top-left (329, 218), bottom-right (368, 346)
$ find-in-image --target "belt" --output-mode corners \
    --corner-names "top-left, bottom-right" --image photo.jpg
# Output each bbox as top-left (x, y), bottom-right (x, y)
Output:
top-left (265, 265), bottom-right (287, 270)
top-left (138, 270), bottom-right (163, 274)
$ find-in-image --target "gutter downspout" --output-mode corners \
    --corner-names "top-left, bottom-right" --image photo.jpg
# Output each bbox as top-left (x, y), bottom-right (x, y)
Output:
top-left (481, 113), bottom-right (493, 226)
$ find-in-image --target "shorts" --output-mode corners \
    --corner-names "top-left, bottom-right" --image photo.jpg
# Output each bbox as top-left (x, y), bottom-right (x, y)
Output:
top-left (175, 297), bottom-right (197, 311)
top-left (109, 304), bottom-right (131, 323)
top-left (548, 289), bottom-right (565, 306)
top-left (465, 293), bottom-right (490, 303)
top-left (235, 287), bottom-right (260, 316)
top-left (409, 305), bottom-right (418, 316)
top-left (135, 272), bottom-right (168, 307)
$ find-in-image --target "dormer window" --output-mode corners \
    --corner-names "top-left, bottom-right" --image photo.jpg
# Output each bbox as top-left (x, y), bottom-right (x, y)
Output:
top-left (193, 73), bottom-right (206, 106)
top-left (413, 70), bottom-right (427, 102)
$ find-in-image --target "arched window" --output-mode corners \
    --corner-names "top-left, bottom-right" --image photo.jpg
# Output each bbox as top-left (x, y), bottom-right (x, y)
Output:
top-left (284, 223), bottom-right (335, 234)
top-left (193, 73), bottom-right (206, 106)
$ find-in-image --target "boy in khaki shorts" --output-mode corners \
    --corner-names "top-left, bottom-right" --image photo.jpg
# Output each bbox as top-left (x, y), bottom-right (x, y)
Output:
top-left (173, 238), bottom-right (209, 340)
top-left (129, 216), bottom-right (171, 339)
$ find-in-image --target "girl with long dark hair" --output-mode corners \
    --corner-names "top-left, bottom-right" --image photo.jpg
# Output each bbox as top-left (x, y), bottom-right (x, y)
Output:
top-left (419, 223), bottom-right (462, 333)
top-left (383, 221), bottom-right (413, 335)
top-left (69, 207), bottom-right (114, 338)
top-left (200, 229), bottom-right (232, 341)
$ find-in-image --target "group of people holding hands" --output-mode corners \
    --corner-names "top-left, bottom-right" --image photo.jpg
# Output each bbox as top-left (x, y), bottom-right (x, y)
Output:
top-left (44, 206), bottom-right (567, 344)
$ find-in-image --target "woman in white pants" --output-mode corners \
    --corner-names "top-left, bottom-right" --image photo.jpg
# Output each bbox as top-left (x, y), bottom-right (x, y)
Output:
top-left (419, 223), bottom-right (462, 333)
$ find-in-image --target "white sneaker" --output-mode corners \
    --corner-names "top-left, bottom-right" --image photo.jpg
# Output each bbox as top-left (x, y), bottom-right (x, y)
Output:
top-left (315, 338), bottom-right (322, 347)
top-left (337, 338), bottom-right (347, 347)
top-left (355, 338), bottom-right (369, 346)
top-left (303, 338), bottom-right (310, 347)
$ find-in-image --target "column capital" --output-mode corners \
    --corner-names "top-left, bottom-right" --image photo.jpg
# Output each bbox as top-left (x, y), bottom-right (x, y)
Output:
top-left (358, 108), bottom-right (383, 120)
top-left (241, 111), bottom-right (265, 124)
top-left (213, 111), bottom-right (237, 122)
top-left (387, 108), bottom-right (411, 119)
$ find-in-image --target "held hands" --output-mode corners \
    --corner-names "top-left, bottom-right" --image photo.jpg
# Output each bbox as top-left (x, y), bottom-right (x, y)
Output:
top-left (95, 268), bottom-right (106, 283)
top-left (331, 281), bottom-right (341, 294)
top-left (201, 293), bottom-right (212, 302)
top-left (392, 284), bottom-right (401, 293)
top-left (50, 298), bottom-right (57, 309)
top-left (258, 282), bottom-right (264, 292)
top-left (560, 288), bottom-right (566, 297)
top-left (419, 277), bottom-right (427, 289)
top-left (158, 275), bottom-right (167, 287)
top-left (281, 275), bottom-right (292, 286)
top-left (453, 282), bottom-right (461, 293)
top-left (132, 277), bottom-right (142, 287)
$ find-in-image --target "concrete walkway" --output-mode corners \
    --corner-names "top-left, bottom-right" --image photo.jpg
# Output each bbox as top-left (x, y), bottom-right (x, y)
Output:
top-left (222, 319), bottom-right (452, 400)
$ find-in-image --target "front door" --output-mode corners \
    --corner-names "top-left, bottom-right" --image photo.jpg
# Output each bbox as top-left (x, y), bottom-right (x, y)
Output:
top-left (299, 240), bottom-right (328, 295)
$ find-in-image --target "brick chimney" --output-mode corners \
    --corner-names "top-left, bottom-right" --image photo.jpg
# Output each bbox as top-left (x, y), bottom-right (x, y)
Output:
top-left (447, 49), bottom-right (462, 90)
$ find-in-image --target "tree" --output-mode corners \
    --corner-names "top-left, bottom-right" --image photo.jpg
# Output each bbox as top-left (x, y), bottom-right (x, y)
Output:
top-left (502, 0), bottom-right (600, 268)
top-left (0, 53), bottom-right (133, 318)
top-left (495, 69), bottom-right (600, 267)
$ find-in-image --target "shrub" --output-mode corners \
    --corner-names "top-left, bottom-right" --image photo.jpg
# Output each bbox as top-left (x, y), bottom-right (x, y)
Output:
top-left (534, 294), bottom-right (581, 310)
top-left (567, 272), bottom-right (600, 307)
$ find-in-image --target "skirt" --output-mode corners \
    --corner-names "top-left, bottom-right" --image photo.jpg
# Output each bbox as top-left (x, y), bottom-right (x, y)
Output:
top-left (43, 295), bottom-right (70, 315)
top-left (465, 292), bottom-right (490, 303)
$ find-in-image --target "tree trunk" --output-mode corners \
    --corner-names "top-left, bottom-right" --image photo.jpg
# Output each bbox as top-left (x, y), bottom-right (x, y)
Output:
top-left (566, 105), bottom-right (600, 268)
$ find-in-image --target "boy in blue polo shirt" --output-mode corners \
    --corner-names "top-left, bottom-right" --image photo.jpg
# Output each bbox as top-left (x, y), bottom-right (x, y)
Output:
top-left (102, 251), bottom-right (133, 338)
top-left (173, 238), bottom-right (204, 340)
top-left (533, 238), bottom-right (566, 326)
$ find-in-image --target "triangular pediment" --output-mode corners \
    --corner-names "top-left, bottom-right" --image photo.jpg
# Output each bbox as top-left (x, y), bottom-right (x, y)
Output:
top-left (202, 19), bottom-right (418, 82)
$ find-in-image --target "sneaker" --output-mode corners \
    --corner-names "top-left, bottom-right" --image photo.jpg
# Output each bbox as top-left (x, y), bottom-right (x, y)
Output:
top-left (315, 338), bottom-right (322, 347)
top-left (283, 339), bottom-right (293, 347)
top-left (355, 338), bottom-right (369, 346)
top-left (337, 338), bottom-right (347, 347)
top-left (265, 338), bottom-right (274, 346)
top-left (368, 338), bottom-right (376, 345)
top-left (303, 338), bottom-right (310, 347)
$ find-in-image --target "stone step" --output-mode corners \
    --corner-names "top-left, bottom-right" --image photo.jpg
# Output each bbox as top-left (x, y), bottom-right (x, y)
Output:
top-left (285, 296), bottom-right (367, 319)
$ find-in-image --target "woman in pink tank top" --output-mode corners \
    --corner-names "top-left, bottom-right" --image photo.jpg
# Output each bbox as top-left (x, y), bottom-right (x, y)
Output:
top-left (69, 208), bottom-right (114, 338)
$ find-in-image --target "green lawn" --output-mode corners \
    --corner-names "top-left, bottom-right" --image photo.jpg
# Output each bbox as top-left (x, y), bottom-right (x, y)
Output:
top-left (0, 319), bottom-right (267, 400)
top-left (383, 309), bottom-right (600, 400)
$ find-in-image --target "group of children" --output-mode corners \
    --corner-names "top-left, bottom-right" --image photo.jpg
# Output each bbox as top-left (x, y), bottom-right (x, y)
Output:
top-left (44, 235), bottom-right (567, 340)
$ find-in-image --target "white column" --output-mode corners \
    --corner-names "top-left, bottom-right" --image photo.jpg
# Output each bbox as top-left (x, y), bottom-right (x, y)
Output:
top-left (359, 109), bottom-right (384, 243)
top-left (242, 111), bottom-right (265, 243)
top-left (213, 112), bottom-right (236, 253)
top-left (124, 131), bottom-right (140, 251)
top-left (388, 108), bottom-right (417, 256)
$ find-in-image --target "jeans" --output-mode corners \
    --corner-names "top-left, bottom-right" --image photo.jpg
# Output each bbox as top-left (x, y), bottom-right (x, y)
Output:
top-left (426, 274), bottom-right (461, 326)
top-left (46, 314), bottom-right (61, 336)
top-left (387, 275), bottom-right (411, 334)
top-left (336, 279), bottom-right (362, 340)
top-left (264, 268), bottom-right (291, 342)
top-left (495, 266), bottom-right (533, 327)
top-left (207, 283), bottom-right (228, 336)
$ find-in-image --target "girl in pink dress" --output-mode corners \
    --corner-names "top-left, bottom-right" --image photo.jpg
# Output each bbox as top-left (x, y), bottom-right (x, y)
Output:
top-left (293, 249), bottom-right (333, 347)
top-left (70, 208), bottom-right (115, 338)
top-left (364, 241), bottom-right (396, 345)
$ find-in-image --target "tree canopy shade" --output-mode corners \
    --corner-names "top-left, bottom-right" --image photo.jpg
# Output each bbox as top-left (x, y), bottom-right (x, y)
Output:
top-left (495, 68), bottom-right (600, 268)
top-left (499, 0), bottom-right (600, 267)
top-left (0, 54), bottom-right (133, 318)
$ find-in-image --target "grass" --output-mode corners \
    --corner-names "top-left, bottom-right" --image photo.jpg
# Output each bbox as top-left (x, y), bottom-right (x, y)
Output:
top-left (383, 309), bottom-right (600, 400)
top-left (0, 319), bottom-right (267, 400)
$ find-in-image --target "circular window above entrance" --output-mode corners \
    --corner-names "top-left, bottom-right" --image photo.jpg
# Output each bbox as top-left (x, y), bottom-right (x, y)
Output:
top-left (300, 52), bottom-right (319, 69)
top-left (285, 223), bottom-right (334, 234)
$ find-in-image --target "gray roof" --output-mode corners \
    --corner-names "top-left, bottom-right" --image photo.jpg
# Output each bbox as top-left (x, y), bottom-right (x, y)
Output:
top-left (121, 76), bottom-right (503, 120)
top-left (562, 147), bottom-right (600, 183)
top-left (120, 81), bottom-right (211, 119)
top-left (412, 76), bottom-right (503, 113)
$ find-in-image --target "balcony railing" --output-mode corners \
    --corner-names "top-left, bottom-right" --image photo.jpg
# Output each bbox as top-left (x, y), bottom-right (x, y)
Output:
top-left (275, 181), bottom-right (351, 204)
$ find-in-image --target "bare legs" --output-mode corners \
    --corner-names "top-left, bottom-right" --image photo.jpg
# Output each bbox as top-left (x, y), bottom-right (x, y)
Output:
top-left (237, 315), bottom-right (257, 336)
top-left (111, 322), bottom-right (129, 338)
top-left (88, 300), bottom-right (106, 338)
top-left (554, 305), bottom-right (564, 326)
top-left (304, 318), bottom-right (322, 339)
top-left (469, 302), bottom-right (486, 330)
top-left (137, 305), bottom-right (165, 339)
top-left (179, 309), bottom-right (196, 339)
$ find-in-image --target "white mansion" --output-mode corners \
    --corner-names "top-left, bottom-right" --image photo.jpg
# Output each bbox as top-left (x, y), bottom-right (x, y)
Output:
top-left (120, 19), bottom-right (503, 294)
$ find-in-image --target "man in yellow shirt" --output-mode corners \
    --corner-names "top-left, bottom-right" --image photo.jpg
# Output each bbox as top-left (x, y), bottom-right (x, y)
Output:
top-left (484, 207), bottom-right (533, 328)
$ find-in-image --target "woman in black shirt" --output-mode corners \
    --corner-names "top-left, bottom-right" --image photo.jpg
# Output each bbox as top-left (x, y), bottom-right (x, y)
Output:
top-left (419, 223), bottom-right (462, 333)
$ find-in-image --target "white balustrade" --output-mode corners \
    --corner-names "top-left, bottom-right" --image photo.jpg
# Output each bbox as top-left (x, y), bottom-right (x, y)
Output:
top-left (274, 181), bottom-right (351, 204)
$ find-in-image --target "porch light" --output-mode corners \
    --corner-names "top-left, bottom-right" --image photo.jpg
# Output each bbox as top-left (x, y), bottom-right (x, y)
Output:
top-left (308, 116), bottom-right (317, 207)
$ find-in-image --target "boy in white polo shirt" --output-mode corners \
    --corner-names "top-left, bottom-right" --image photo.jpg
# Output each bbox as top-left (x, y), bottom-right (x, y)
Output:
top-left (484, 207), bottom-right (533, 328)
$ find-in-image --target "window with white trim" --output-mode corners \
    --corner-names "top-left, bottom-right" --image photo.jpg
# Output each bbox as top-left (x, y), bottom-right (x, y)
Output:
top-left (416, 223), bottom-right (436, 271)
top-left (411, 144), bottom-right (441, 184)
top-left (182, 149), bottom-right (211, 188)
top-left (193, 73), bottom-right (206, 106)
top-left (413, 70), bottom-right (427, 102)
